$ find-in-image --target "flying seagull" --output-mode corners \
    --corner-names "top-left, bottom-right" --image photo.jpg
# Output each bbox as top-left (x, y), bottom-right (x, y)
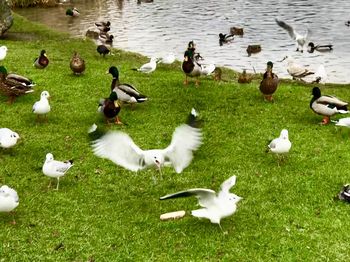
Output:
top-left (160, 175), bottom-right (241, 230)
top-left (91, 109), bottom-right (202, 176)
top-left (275, 18), bottom-right (310, 52)
top-left (42, 153), bottom-right (74, 190)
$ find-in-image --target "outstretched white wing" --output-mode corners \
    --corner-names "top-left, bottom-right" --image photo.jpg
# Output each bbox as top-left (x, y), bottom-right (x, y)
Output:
top-left (219, 175), bottom-right (236, 196)
top-left (91, 131), bottom-right (146, 171)
top-left (160, 188), bottom-right (216, 208)
top-left (164, 124), bottom-right (202, 173)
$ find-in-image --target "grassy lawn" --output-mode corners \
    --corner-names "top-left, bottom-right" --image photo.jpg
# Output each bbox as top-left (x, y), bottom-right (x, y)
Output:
top-left (1, 14), bottom-right (350, 261)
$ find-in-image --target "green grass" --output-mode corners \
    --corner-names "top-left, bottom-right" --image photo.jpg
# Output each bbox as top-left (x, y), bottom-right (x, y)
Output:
top-left (1, 14), bottom-right (350, 261)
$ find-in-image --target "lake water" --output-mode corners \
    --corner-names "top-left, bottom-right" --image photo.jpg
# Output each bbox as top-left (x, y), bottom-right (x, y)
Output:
top-left (15, 0), bottom-right (350, 84)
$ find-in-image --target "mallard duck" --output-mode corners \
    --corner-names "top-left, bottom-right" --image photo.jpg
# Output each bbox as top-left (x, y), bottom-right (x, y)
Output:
top-left (246, 45), bottom-right (261, 56)
top-left (346, 21), bottom-right (350, 27)
top-left (0, 46), bottom-right (8, 61)
top-left (230, 27), bottom-right (244, 36)
top-left (259, 61), bottom-right (279, 101)
top-left (132, 57), bottom-right (158, 73)
top-left (70, 52), bottom-right (85, 75)
top-left (307, 42), bottom-right (333, 53)
top-left (219, 33), bottom-right (234, 46)
top-left (66, 7), bottom-right (80, 17)
top-left (95, 21), bottom-right (111, 32)
top-left (99, 34), bottom-right (114, 44)
top-left (238, 69), bottom-right (251, 84)
top-left (310, 87), bottom-right (348, 125)
top-left (275, 18), bottom-right (309, 52)
top-left (97, 45), bottom-right (110, 57)
top-left (0, 185), bottom-right (19, 224)
top-left (108, 66), bottom-right (147, 105)
top-left (34, 50), bottom-right (49, 69)
top-left (85, 29), bottom-right (99, 39)
top-left (32, 91), bottom-right (51, 122)
top-left (98, 91), bottom-right (122, 125)
top-left (0, 66), bottom-right (34, 103)
top-left (213, 67), bottom-right (222, 81)
top-left (182, 51), bottom-right (203, 86)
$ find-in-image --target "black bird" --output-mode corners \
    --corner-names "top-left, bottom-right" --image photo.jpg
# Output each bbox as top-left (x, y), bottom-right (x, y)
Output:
top-left (345, 21), bottom-right (350, 27)
top-left (97, 45), bottom-right (110, 57)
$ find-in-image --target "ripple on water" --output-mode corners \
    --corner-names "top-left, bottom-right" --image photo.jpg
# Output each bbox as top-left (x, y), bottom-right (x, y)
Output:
top-left (15, 0), bottom-right (350, 84)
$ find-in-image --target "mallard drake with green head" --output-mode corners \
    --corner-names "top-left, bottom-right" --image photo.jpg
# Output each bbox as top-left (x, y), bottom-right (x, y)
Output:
top-left (66, 7), bottom-right (80, 17)
top-left (0, 66), bottom-right (34, 103)
top-left (108, 66), bottom-right (147, 105)
top-left (307, 42), bottom-right (333, 53)
top-left (259, 61), bottom-right (279, 101)
top-left (70, 52), bottom-right (85, 75)
top-left (98, 91), bottom-right (122, 125)
top-left (310, 87), bottom-right (348, 125)
top-left (34, 50), bottom-right (49, 69)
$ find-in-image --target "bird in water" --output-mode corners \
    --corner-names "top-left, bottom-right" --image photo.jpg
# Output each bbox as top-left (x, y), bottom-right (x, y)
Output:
top-left (66, 7), bottom-right (80, 17)
top-left (275, 18), bottom-right (310, 52)
top-left (307, 42), bottom-right (333, 53)
top-left (219, 33), bottom-right (234, 46)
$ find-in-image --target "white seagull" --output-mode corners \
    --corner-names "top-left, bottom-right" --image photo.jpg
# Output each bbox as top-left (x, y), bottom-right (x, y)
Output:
top-left (32, 91), bottom-right (51, 121)
top-left (0, 185), bottom-right (19, 224)
top-left (0, 128), bottom-right (20, 149)
top-left (267, 129), bottom-right (292, 154)
top-left (42, 153), bottom-right (74, 190)
top-left (158, 53), bottom-right (176, 64)
top-left (133, 57), bottom-right (158, 73)
top-left (332, 117), bottom-right (350, 128)
top-left (160, 175), bottom-right (242, 230)
top-left (92, 109), bottom-right (202, 176)
top-left (281, 56), bottom-right (314, 80)
top-left (0, 46), bottom-right (8, 61)
top-left (275, 18), bottom-right (310, 52)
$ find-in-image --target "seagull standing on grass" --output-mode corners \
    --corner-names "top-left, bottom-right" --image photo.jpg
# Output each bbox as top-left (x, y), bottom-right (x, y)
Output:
top-left (132, 57), bottom-right (158, 73)
top-left (32, 91), bottom-right (51, 122)
top-left (0, 185), bottom-right (19, 224)
top-left (275, 18), bottom-right (310, 52)
top-left (0, 46), bottom-right (8, 61)
top-left (42, 153), bottom-right (74, 190)
top-left (160, 175), bottom-right (241, 231)
top-left (266, 129), bottom-right (292, 156)
top-left (0, 128), bottom-right (20, 149)
top-left (91, 109), bottom-right (202, 177)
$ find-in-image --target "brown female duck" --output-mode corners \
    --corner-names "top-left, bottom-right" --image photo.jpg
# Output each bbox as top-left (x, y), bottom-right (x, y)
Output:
top-left (70, 52), bottom-right (85, 75)
top-left (259, 61), bottom-right (278, 101)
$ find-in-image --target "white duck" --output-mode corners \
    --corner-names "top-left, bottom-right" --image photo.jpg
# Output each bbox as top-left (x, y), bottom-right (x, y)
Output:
top-left (0, 185), bottom-right (19, 224)
top-left (267, 129), bottom-right (292, 155)
top-left (42, 153), bottom-right (74, 190)
top-left (32, 91), bottom-right (51, 121)
top-left (133, 57), bottom-right (158, 73)
top-left (0, 128), bottom-right (20, 149)
top-left (160, 176), bottom-right (242, 230)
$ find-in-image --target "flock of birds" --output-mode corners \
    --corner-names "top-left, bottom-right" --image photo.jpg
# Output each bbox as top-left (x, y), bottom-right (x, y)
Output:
top-left (1, 13), bottom-right (350, 229)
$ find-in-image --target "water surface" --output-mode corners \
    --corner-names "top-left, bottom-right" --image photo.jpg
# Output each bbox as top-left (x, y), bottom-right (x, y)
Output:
top-left (16, 0), bottom-right (350, 84)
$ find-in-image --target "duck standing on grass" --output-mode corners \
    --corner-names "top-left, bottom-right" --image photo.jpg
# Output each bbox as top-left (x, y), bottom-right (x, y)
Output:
top-left (32, 91), bottom-right (51, 122)
top-left (34, 50), bottom-right (49, 69)
top-left (108, 66), bottom-right (147, 106)
top-left (310, 87), bottom-right (348, 125)
top-left (97, 45), bottom-right (110, 57)
top-left (70, 52), bottom-right (85, 75)
top-left (182, 41), bottom-right (203, 86)
top-left (0, 66), bottom-right (35, 104)
top-left (98, 91), bottom-right (122, 125)
top-left (259, 61), bottom-right (279, 101)
top-left (0, 185), bottom-right (19, 224)
top-left (42, 153), bottom-right (74, 190)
